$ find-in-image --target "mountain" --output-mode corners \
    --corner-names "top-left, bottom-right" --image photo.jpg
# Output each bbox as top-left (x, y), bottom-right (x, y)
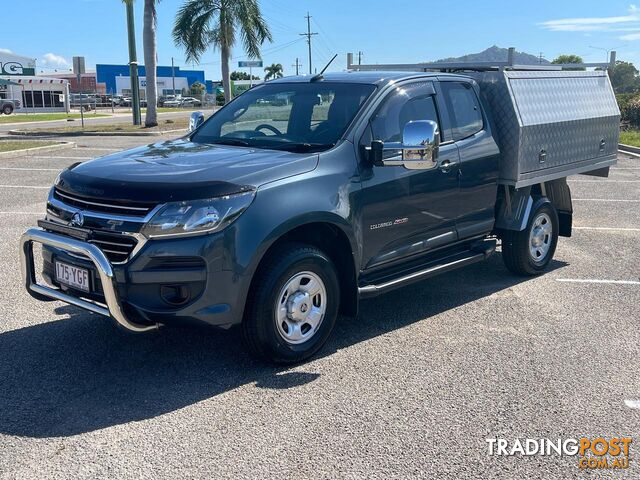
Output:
top-left (434, 46), bottom-right (550, 65)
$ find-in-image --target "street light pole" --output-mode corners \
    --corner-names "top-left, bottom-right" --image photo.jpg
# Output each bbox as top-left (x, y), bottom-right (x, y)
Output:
top-left (125, 0), bottom-right (141, 125)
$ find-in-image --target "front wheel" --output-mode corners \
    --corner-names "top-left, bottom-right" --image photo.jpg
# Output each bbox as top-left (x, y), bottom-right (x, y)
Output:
top-left (500, 202), bottom-right (559, 276)
top-left (242, 243), bottom-right (339, 364)
top-left (2, 105), bottom-right (13, 115)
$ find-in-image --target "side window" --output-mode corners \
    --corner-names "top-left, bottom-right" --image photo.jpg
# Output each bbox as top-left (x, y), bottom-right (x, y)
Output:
top-left (440, 82), bottom-right (483, 141)
top-left (370, 83), bottom-right (440, 155)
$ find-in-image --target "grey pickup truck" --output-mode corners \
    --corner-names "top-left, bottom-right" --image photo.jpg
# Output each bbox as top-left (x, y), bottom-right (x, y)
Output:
top-left (20, 56), bottom-right (619, 363)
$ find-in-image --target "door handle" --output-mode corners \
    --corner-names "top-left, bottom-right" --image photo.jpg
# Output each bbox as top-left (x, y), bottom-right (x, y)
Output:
top-left (439, 159), bottom-right (456, 173)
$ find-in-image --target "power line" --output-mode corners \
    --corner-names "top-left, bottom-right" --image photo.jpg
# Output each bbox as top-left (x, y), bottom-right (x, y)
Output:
top-left (300, 12), bottom-right (318, 75)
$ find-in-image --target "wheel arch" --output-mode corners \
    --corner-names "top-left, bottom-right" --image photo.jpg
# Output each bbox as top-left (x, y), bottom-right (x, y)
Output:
top-left (244, 216), bottom-right (360, 321)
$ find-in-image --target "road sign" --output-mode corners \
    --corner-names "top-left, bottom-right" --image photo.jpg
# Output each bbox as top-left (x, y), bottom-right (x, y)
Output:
top-left (238, 61), bottom-right (263, 68)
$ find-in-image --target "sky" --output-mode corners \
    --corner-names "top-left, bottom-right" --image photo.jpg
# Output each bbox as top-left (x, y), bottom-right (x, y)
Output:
top-left (2, 0), bottom-right (640, 80)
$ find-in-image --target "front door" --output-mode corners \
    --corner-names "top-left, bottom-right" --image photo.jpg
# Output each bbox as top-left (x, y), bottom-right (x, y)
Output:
top-left (356, 81), bottom-right (460, 271)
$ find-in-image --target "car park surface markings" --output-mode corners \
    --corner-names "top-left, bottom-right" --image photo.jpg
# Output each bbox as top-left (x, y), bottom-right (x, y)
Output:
top-left (556, 278), bottom-right (640, 286)
top-left (625, 400), bottom-right (640, 409)
top-left (572, 198), bottom-right (640, 202)
top-left (568, 179), bottom-right (640, 183)
top-left (28, 156), bottom-right (92, 161)
top-left (572, 226), bottom-right (640, 232)
top-left (0, 185), bottom-right (50, 189)
top-left (0, 167), bottom-right (61, 172)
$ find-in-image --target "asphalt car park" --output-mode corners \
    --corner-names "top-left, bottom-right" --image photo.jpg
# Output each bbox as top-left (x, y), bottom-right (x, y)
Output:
top-left (0, 136), bottom-right (638, 479)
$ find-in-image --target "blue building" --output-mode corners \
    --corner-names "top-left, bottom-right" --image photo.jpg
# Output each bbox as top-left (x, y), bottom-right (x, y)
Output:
top-left (96, 64), bottom-right (206, 97)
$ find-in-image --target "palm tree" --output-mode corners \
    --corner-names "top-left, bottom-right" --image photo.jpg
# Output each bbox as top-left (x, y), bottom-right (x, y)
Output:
top-left (264, 63), bottom-right (283, 81)
top-left (143, 0), bottom-right (159, 127)
top-left (173, 0), bottom-right (272, 104)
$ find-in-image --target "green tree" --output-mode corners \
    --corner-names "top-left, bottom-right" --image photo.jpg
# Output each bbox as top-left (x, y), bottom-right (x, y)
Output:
top-left (173, 0), bottom-right (272, 104)
top-left (610, 61), bottom-right (640, 93)
top-left (230, 71), bottom-right (260, 81)
top-left (190, 81), bottom-right (206, 95)
top-left (552, 54), bottom-right (585, 71)
top-left (264, 63), bottom-right (283, 81)
top-left (143, 0), bottom-right (159, 127)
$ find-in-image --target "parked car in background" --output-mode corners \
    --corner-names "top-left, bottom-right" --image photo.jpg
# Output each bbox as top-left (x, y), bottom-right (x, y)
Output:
top-left (0, 98), bottom-right (20, 115)
top-left (179, 97), bottom-right (202, 107)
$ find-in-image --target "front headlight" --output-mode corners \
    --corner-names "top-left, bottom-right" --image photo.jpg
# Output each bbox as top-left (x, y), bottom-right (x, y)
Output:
top-left (141, 190), bottom-right (255, 239)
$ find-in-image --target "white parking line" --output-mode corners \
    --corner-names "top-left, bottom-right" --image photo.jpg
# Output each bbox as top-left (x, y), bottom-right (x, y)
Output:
top-left (557, 279), bottom-right (640, 285)
top-left (0, 211), bottom-right (41, 215)
top-left (568, 180), bottom-right (640, 183)
top-left (0, 185), bottom-right (50, 189)
top-left (625, 400), bottom-right (640, 409)
top-left (0, 167), bottom-right (61, 172)
top-left (573, 226), bottom-right (640, 232)
top-left (29, 156), bottom-right (92, 160)
top-left (572, 198), bottom-right (640, 202)
top-left (77, 147), bottom-right (119, 152)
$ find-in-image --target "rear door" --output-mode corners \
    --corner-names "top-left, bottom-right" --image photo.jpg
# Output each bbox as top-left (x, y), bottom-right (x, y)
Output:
top-left (357, 80), bottom-right (460, 270)
top-left (439, 80), bottom-right (500, 239)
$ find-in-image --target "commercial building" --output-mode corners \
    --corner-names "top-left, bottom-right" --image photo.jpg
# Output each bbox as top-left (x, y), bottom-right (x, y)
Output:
top-left (96, 64), bottom-right (206, 97)
top-left (0, 51), bottom-right (69, 112)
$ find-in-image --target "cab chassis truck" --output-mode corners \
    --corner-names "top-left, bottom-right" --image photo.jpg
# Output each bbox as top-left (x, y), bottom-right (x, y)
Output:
top-left (20, 48), bottom-right (620, 362)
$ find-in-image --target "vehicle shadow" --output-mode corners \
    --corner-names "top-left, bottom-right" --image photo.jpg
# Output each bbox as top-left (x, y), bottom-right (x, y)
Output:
top-left (0, 255), bottom-right (567, 438)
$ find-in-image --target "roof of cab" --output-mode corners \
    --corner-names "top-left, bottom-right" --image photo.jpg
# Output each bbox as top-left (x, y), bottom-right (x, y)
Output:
top-left (268, 70), bottom-right (442, 86)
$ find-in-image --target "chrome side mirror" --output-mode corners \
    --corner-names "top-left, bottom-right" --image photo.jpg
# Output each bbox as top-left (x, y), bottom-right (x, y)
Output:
top-left (368, 120), bottom-right (440, 169)
top-left (401, 120), bottom-right (439, 163)
top-left (188, 111), bottom-right (205, 132)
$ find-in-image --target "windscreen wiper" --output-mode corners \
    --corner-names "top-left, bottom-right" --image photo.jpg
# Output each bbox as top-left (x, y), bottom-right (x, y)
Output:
top-left (271, 142), bottom-right (335, 153)
top-left (210, 138), bottom-right (251, 147)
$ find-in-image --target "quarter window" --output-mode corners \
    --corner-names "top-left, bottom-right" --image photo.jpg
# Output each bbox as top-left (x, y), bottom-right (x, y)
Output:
top-left (441, 82), bottom-right (483, 141)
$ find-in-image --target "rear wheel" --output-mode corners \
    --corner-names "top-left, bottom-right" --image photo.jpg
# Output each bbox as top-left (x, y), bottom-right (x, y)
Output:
top-left (242, 243), bottom-right (339, 364)
top-left (2, 105), bottom-right (13, 115)
top-left (501, 202), bottom-right (559, 276)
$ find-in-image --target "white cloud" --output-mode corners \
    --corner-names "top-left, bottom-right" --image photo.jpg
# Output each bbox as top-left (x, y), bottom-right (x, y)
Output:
top-left (41, 53), bottom-right (70, 67)
top-left (621, 32), bottom-right (640, 40)
top-left (539, 5), bottom-right (640, 42)
top-left (0, 48), bottom-right (13, 54)
top-left (539, 5), bottom-right (640, 32)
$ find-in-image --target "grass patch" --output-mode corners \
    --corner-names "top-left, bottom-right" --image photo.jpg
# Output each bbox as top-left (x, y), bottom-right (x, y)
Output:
top-left (28, 118), bottom-right (189, 134)
top-left (0, 113), bottom-right (109, 124)
top-left (620, 130), bottom-right (640, 147)
top-left (0, 140), bottom-right (59, 152)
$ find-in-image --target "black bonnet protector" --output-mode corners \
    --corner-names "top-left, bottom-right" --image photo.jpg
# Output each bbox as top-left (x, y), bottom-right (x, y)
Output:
top-left (52, 138), bottom-right (318, 205)
top-left (56, 168), bottom-right (253, 205)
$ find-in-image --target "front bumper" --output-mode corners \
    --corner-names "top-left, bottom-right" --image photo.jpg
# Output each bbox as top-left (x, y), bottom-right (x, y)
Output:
top-left (21, 226), bottom-right (248, 331)
top-left (20, 228), bottom-right (159, 332)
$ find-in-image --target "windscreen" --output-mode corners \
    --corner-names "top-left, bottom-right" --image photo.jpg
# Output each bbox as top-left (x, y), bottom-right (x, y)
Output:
top-left (191, 82), bottom-right (376, 153)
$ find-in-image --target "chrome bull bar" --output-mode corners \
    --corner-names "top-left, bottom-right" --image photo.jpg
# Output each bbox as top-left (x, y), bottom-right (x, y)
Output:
top-left (19, 228), bottom-right (158, 333)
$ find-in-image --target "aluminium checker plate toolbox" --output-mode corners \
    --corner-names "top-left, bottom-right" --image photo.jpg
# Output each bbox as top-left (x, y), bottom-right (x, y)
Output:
top-left (470, 70), bottom-right (620, 188)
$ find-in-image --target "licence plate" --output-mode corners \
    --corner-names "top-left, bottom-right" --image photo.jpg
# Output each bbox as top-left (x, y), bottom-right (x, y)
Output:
top-left (55, 260), bottom-right (90, 292)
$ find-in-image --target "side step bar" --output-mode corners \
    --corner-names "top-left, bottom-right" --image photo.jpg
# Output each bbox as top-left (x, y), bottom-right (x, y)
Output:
top-left (358, 240), bottom-right (495, 299)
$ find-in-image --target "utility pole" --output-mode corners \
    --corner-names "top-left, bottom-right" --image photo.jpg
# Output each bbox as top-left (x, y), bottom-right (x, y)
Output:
top-left (292, 58), bottom-right (302, 75)
top-left (300, 12), bottom-right (317, 74)
top-left (125, 0), bottom-right (141, 125)
top-left (538, 52), bottom-right (544, 64)
top-left (358, 51), bottom-right (363, 66)
top-left (171, 57), bottom-right (176, 95)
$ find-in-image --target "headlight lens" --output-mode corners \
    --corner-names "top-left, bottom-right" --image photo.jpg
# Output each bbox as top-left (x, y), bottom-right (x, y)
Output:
top-left (141, 190), bottom-right (255, 239)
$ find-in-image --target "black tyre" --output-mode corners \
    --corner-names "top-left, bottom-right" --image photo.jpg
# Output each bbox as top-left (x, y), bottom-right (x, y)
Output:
top-left (501, 201), bottom-right (559, 276)
top-left (2, 105), bottom-right (13, 115)
top-left (242, 243), bottom-right (340, 364)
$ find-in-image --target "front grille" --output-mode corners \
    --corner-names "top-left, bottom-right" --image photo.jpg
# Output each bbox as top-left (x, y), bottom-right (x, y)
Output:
top-left (53, 187), bottom-right (155, 217)
top-left (89, 231), bottom-right (138, 263)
